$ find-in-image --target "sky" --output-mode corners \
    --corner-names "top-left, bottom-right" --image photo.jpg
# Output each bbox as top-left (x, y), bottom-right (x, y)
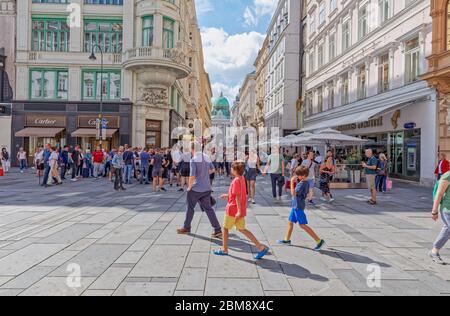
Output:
top-left (195, 0), bottom-right (278, 104)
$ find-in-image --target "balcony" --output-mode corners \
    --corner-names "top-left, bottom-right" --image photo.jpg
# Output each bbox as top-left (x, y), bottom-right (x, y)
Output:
top-left (122, 46), bottom-right (191, 86)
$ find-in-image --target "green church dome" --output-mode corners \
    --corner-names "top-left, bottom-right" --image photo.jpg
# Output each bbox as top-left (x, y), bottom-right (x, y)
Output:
top-left (211, 92), bottom-right (231, 121)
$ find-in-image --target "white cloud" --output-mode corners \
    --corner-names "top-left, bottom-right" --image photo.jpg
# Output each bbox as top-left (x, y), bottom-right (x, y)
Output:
top-left (195, 0), bottom-right (214, 15)
top-left (211, 83), bottom-right (240, 104)
top-left (200, 27), bottom-right (265, 100)
top-left (244, 0), bottom-right (279, 27)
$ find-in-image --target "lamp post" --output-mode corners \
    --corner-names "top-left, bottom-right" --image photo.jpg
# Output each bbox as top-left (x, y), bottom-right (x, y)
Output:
top-left (88, 43), bottom-right (105, 145)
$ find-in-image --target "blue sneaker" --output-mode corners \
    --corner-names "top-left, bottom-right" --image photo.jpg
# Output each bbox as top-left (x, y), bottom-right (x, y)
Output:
top-left (255, 247), bottom-right (270, 260)
top-left (277, 240), bottom-right (292, 246)
top-left (314, 240), bottom-right (326, 251)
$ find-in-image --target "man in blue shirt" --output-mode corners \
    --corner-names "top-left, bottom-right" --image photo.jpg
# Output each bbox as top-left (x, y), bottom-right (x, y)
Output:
top-left (140, 149), bottom-right (150, 185)
top-left (123, 147), bottom-right (134, 184)
top-left (362, 149), bottom-right (379, 205)
top-left (59, 145), bottom-right (69, 180)
top-left (177, 142), bottom-right (222, 238)
top-left (41, 143), bottom-right (52, 187)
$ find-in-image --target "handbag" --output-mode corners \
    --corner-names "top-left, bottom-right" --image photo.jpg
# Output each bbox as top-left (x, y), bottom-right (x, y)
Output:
top-left (386, 179), bottom-right (393, 191)
top-left (277, 175), bottom-right (285, 186)
top-left (210, 196), bottom-right (217, 207)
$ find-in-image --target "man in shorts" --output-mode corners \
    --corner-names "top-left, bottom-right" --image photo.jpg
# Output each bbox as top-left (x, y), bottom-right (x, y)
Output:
top-left (362, 149), bottom-right (378, 205)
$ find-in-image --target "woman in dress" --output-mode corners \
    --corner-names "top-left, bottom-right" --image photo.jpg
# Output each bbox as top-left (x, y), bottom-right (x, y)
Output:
top-left (319, 156), bottom-right (336, 202)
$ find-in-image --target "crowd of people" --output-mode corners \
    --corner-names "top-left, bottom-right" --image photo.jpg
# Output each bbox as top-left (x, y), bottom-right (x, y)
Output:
top-left (1, 143), bottom-right (449, 264)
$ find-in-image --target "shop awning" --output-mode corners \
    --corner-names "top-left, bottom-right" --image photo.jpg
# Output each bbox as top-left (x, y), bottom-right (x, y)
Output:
top-left (299, 103), bottom-right (408, 133)
top-left (15, 127), bottom-right (65, 137)
top-left (71, 129), bottom-right (118, 138)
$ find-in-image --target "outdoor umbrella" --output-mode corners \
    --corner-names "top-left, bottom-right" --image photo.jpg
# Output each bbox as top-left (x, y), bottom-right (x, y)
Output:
top-left (307, 128), bottom-right (367, 146)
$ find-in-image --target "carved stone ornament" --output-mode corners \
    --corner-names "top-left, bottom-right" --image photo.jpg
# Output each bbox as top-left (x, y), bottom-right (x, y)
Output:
top-left (138, 88), bottom-right (168, 108)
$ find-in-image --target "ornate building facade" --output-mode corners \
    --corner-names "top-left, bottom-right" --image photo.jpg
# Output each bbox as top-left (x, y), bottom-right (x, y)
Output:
top-left (422, 0), bottom-right (450, 155)
top-left (0, 0), bottom-right (15, 152)
top-left (303, 0), bottom-right (437, 185)
top-left (12, 0), bottom-right (210, 161)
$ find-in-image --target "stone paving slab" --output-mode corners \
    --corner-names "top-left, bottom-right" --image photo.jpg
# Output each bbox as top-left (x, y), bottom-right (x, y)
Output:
top-left (0, 169), bottom-right (449, 296)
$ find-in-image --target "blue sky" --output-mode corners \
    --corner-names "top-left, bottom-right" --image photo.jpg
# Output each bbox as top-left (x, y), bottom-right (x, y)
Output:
top-left (195, 0), bottom-right (278, 102)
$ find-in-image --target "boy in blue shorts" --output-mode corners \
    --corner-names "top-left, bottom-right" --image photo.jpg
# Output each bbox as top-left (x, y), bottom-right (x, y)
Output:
top-left (277, 166), bottom-right (325, 251)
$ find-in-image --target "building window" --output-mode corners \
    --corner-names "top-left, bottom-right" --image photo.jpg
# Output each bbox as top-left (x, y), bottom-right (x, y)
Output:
top-left (318, 42), bottom-right (324, 68)
top-left (306, 92), bottom-right (313, 117)
top-left (309, 13), bottom-right (316, 35)
top-left (330, 0), bottom-right (337, 12)
top-left (32, 18), bottom-right (70, 52)
top-left (328, 81), bottom-right (335, 109)
top-left (357, 65), bottom-right (366, 100)
top-left (317, 87), bottom-right (323, 113)
top-left (84, 0), bottom-right (123, 4)
top-left (342, 21), bottom-right (350, 51)
top-left (341, 74), bottom-right (349, 105)
top-left (30, 69), bottom-right (68, 100)
top-left (142, 16), bottom-right (154, 46)
top-left (379, 0), bottom-right (391, 24)
top-left (163, 17), bottom-right (175, 49)
top-left (82, 70), bottom-right (121, 101)
top-left (319, 1), bottom-right (326, 26)
top-left (378, 54), bottom-right (390, 93)
top-left (309, 50), bottom-right (315, 75)
top-left (405, 37), bottom-right (420, 84)
top-left (358, 5), bottom-right (368, 40)
top-left (32, 0), bottom-right (70, 3)
top-left (84, 20), bottom-right (123, 54)
top-left (329, 32), bottom-right (336, 60)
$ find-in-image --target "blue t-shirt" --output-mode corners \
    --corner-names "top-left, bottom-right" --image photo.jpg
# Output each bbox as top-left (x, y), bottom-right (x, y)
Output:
top-left (365, 156), bottom-right (378, 175)
top-left (140, 152), bottom-right (150, 167)
top-left (291, 180), bottom-right (310, 211)
top-left (152, 154), bottom-right (164, 170)
top-left (190, 153), bottom-right (214, 193)
top-left (123, 151), bottom-right (134, 165)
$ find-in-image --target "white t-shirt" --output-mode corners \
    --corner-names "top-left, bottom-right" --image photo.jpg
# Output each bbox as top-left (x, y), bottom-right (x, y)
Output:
top-left (18, 151), bottom-right (27, 160)
top-left (301, 159), bottom-right (317, 179)
top-left (50, 152), bottom-right (59, 168)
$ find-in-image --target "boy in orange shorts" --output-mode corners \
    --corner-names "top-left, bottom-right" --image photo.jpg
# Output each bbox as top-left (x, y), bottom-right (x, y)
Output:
top-left (214, 162), bottom-right (269, 260)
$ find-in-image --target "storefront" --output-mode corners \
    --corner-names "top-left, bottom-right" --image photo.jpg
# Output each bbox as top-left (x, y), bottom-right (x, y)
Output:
top-left (169, 109), bottom-right (184, 147)
top-left (11, 101), bottom-right (132, 164)
top-left (335, 100), bottom-right (436, 185)
top-left (72, 115), bottom-right (120, 151)
top-left (14, 114), bottom-right (67, 165)
top-left (145, 120), bottom-right (162, 148)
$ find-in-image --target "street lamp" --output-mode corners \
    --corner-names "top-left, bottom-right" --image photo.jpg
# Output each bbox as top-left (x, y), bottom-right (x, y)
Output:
top-left (88, 43), bottom-right (105, 145)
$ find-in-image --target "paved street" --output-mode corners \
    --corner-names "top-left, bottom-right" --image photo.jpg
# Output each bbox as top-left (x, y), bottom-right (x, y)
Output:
top-left (0, 169), bottom-right (448, 296)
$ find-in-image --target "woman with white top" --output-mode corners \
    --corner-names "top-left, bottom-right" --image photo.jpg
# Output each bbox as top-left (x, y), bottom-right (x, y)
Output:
top-left (17, 147), bottom-right (27, 173)
top-left (245, 149), bottom-right (260, 205)
top-left (45, 146), bottom-right (62, 187)
top-left (34, 147), bottom-right (44, 177)
top-left (178, 150), bottom-right (192, 192)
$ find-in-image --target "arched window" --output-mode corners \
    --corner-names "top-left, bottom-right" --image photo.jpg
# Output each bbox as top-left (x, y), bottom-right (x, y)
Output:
top-left (447, 0), bottom-right (450, 50)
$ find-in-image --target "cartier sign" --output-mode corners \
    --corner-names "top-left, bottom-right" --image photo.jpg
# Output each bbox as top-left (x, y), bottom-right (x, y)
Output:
top-left (78, 116), bottom-right (120, 128)
top-left (26, 115), bottom-right (66, 127)
top-left (146, 120), bottom-right (161, 131)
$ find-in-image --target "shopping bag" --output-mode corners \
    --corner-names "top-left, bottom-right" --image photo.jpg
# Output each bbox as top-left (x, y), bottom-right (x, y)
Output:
top-left (386, 179), bottom-right (393, 191)
top-left (0, 167), bottom-right (4, 177)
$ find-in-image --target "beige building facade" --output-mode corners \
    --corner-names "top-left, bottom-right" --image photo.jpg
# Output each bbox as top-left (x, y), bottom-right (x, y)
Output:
top-left (0, 0), bottom-right (15, 152)
top-left (12, 0), bottom-right (210, 158)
